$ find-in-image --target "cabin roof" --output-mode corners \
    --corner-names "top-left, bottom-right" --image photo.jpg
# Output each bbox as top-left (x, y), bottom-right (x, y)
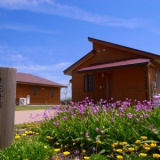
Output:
top-left (17, 72), bottom-right (66, 87)
top-left (64, 37), bottom-right (160, 75)
top-left (78, 58), bottom-right (150, 73)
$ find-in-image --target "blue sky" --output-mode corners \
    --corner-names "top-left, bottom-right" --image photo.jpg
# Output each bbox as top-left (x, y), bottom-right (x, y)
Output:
top-left (0, 0), bottom-right (160, 99)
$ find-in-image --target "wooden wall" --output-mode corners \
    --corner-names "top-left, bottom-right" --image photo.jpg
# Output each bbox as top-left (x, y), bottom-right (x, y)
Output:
top-left (71, 43), bottom-right (153, 102)
top-left (113, 66), bottom-right (146, 101)
top-left (16, 83), bottom-right (61, 105)
top-left (93, 43), bottom-right (146, 64)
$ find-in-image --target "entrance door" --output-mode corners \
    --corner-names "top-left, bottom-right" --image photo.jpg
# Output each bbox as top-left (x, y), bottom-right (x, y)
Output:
top-left (106, 73), bottom-right (112, 100)
top-left (94, 72), bottom-right (112, 101)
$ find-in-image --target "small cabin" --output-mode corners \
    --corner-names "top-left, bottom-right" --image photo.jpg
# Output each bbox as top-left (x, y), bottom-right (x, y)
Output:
top-left (16, 73), bottom-right (66, 105)
top-left (64, 37), bottom-right (160, 102)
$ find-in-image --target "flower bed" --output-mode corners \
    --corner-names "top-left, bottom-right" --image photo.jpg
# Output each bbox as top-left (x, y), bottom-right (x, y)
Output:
top-left (0, 97), bottom-right (160, 159)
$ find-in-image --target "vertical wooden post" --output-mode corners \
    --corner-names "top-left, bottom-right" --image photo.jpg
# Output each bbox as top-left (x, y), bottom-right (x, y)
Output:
top-left (0, 67), bottom-right (17, 149)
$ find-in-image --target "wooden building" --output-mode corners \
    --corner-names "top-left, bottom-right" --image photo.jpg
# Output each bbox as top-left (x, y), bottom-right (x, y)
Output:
top-left (16, 73), bottom-right (66, 105)
top-left (64, 37), bottom-right (160, 102)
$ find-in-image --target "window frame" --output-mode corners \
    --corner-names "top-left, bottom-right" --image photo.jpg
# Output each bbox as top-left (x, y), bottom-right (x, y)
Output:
top-left (33, 85), bottom-right (37, 95)
top-left (51, 87), bottom-right (54, 97)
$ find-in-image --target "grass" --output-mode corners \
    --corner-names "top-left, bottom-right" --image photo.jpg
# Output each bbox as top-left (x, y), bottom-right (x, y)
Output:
top-left (15, 105), bottom-right (53, 111)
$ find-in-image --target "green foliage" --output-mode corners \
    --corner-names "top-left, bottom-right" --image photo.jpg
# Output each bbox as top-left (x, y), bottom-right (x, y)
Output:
top-left (90, 154), bottom-right (109, 160)
top-left (15, 105), bottom-right (52, 111)
top-left (0, 136), bottom-right (54, 160)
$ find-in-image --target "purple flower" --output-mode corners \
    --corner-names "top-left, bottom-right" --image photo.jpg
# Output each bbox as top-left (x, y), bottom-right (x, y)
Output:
top-left (92, 147), bottom-right (96, 152)
top-left (61, 116), bottom-right (67, 121)
top-left (144, 114), bottom-right (148, 118)
top-left (100, 130), bottom-right (104, 134)
top-left (43, 112), bottom-right (48, 119)
top-left (53, 121), bottom-right (59, 127)
top-left (127, 113), bottom-right (133, 119)
top-left (86, 132), bottom-right (89, 138)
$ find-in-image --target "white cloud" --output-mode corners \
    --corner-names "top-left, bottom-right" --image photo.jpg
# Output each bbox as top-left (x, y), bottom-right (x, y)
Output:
top-left (9, 54), bottom-right (24, 61)
top-left (0, 0), bottom-right (51, 7)
top-left (14, 62), bottom-right (71, 72)
top-left (0, 24), bottom-right (57, 34)
top-left (0, 0), bottom-right (141, 29)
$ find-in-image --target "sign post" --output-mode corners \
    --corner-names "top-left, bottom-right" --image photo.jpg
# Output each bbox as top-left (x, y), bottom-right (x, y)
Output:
top-left (0, 67), bottom-right (17, 149)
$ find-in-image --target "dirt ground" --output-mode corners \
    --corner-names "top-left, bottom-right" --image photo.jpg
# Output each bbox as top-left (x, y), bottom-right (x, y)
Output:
top-left (14, 109), bottom-right (51, 124)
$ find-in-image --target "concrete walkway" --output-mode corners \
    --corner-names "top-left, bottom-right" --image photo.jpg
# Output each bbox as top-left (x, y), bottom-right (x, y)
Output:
top-left (14, 110), bottom-right (47, 124)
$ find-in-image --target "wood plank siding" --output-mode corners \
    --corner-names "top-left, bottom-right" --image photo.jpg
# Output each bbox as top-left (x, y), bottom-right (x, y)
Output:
top-left (64, 37), bottom-right (160, 102)
top-left (16, 83), bottom-right (61, 105)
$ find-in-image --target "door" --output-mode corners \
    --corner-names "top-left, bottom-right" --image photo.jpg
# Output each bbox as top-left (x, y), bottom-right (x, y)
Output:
top-left (106, 73), bottom-right (112, 100)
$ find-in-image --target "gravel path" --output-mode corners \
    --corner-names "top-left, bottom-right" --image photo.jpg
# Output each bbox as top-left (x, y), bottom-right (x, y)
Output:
top-left (14, 109), bottom-right (54, 124)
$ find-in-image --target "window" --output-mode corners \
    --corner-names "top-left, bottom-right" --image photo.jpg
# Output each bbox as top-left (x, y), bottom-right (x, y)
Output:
top-left (84, 75), bottom-right (88, 91)
top-left (33, 85), bottom-right (37, 95)
top-left (51, 87), bottom-right (54, 97)
top-left (155, 69), bottom-right (158, 87)
top-left (88, 75), bottom-right (93, 91)
top-left (83, 74), bottom-right (93, 92)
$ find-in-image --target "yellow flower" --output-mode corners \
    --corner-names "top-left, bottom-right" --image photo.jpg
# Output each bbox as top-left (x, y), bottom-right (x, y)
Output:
top-left (22, 134), bottom-right (27, 136)
top-left (63, 151), bottom-right (70, 156)
top-left (113, 142), bottom-right (119, 146)
top-left (117, 155), bottom-right (123, 159)
top-left (128, 148), bottom-right (135, 152)
top-left (141, 136), bottom-right (147, 140)
top-left (144, 147), bottom-right (151, 151)
top-left (46, 136), bottom-right (51, 139)
top-left (44, 146), bottom-right (48, 149)
top-left (120, 142), bottom-right (127, 145)
top-left (139, 153), bottom-right (147, 157)
top-left (152, 140), bottom-right (157, 144)
top-left (82, 149), bottom-right (86, 153)
top-left (36, 133), bottom-right (39, 135)
top-left (84, 156), bottom-right (90, 160)
top-left (96, 140), bottom-right (102, 144)
top-left (135, 140), bottom-right (141, 144)
top-left (55, 157), bottom-right (61, 160)
top-left (54, 148), bottom-right (60, 152)
top-left (153, 154), bottom-right (160, 158)
top-left (73, 143), bottom-right (76, 145)
top-left (144, 143), bottom-right (150, 147)
top-left (55, 142), bottom-right (59, 145)
top-left (15, 135), bottom-right (20, 139)
top-left (116, 149), bottom-right (123, 153)
top-left (151, 143), bottom-right (157, 148)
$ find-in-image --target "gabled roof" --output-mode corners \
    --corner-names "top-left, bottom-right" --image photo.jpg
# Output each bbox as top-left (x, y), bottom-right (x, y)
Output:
top-left (64, 37), bottom-right (160, 75)
top-left (17, 72), bottom-right (66, 87)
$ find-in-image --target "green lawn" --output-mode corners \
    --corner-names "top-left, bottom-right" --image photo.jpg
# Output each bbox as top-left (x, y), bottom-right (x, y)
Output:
top-left (15, 105), bottom-right (53, 111)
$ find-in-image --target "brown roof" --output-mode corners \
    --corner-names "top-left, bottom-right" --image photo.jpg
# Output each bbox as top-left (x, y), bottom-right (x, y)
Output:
top-left (78, 58), bottom-right (150, 72)
top-left (64, 37), bottom-right (160, 75)
top-left (17, 72), bottom-right (66, 87)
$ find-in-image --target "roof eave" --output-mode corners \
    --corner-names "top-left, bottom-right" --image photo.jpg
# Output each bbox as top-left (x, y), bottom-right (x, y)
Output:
top-left (17, 81), bottom-right (67, 88)
top-left (63, 50), bottom-right (94, 75)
